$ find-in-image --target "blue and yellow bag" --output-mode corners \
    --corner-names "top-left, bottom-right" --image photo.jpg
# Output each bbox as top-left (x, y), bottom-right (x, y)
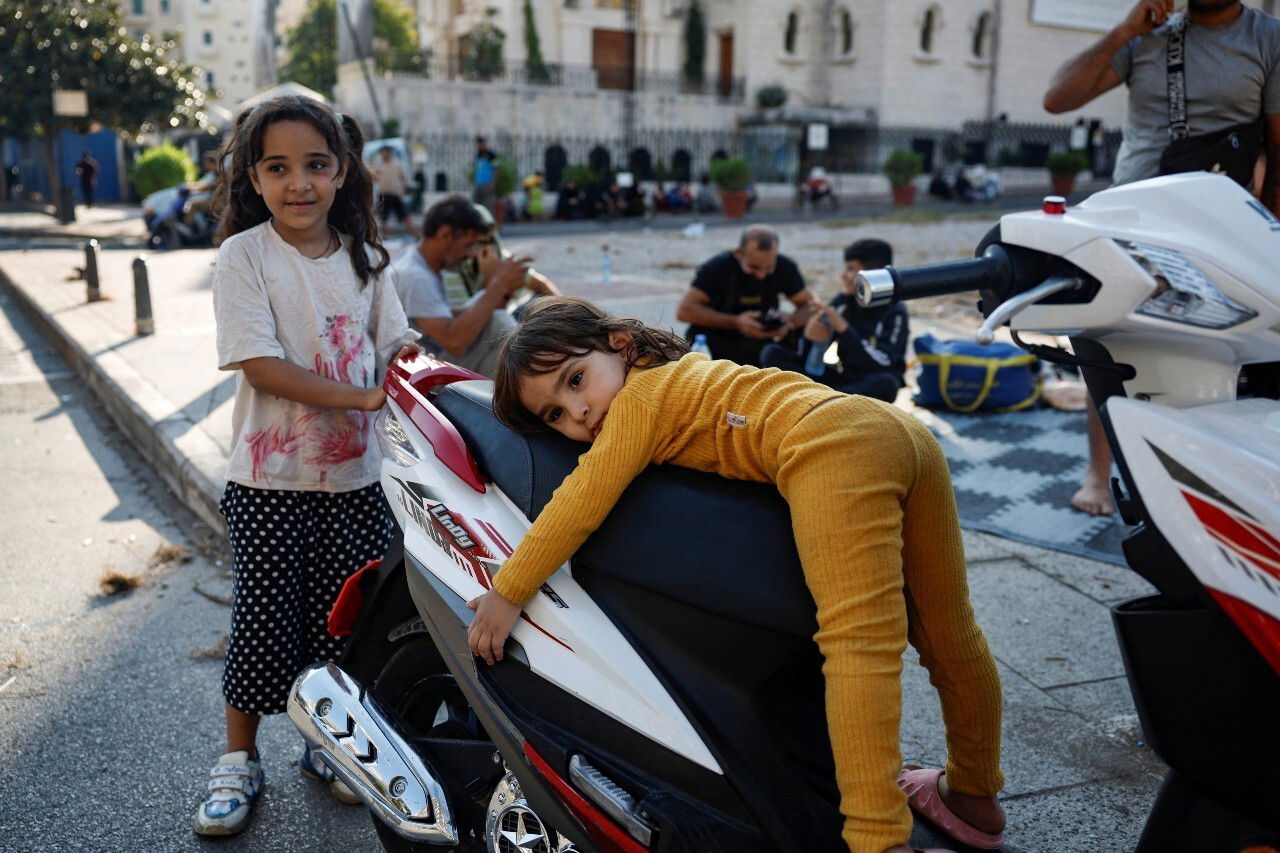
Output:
top-left (913, 334), bottom-right (1041, 413)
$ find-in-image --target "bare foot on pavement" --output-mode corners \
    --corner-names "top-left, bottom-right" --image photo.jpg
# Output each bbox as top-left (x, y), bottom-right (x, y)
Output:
top-left (1071, 471), bottom-right (1114, 516)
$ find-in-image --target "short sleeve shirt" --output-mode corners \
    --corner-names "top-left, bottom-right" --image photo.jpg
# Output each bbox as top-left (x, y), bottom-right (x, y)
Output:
top-left (390, 245), bottom-right (456, 361)
top-left (690, 250), bottom-right (806, 315)
top-left (1109, 7), bottom-right (1280, 186)
top-left (213, 221), bottom-right (418, 492)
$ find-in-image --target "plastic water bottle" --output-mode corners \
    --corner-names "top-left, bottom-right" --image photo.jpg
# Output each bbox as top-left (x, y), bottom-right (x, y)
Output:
top-left (600, 245), bottom-right (612, 287)
top-left (691, 334), bottom-right (712, 358)
top-left (805, 316), bottom-right (831, 376)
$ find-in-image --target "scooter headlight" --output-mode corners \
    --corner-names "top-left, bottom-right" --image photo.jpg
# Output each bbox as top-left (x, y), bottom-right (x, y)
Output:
top-left (375, 405), bottom-right (420, 467)
top-left (1120, 241), bottom-right (1257, 330)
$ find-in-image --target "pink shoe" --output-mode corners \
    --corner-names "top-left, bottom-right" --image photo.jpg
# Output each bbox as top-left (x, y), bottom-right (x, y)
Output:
top-left (898, 767), bottom-right (1005, 851)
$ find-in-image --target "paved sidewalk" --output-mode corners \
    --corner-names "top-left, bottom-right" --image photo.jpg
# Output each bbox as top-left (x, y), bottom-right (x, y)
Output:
top-left (0, 203), bottom-right (149, 243)
top-left (0, 237), bottom-right (1164, 850)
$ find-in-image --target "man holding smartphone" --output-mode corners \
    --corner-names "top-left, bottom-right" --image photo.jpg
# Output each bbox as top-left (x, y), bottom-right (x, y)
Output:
top-left (391, 195), bottom-right (548, 377)
top-left (676, 225), bottom-right (818, 366)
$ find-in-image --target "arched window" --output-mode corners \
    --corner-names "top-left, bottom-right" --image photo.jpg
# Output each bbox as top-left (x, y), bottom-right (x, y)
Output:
top-left (588, 145), bottom-right (611, 176)
top-left (629, 147), bottom-right (654, 181)
top-left (784, 11), bottom-right (799, 55)
top-left (839, 8), bottom-right (854, 55)
top-left (919, 6), bottom-right (937, 54)
top-left (544, 144), bottom-right (567, 190)
top-left (672, 149), bottom-right (693, 182)
top-left (972, 11), bottom-right (992, 59)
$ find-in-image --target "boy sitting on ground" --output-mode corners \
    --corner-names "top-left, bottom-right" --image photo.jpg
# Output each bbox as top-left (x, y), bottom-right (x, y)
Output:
top-left (760, 238), bottom-right (908, 402)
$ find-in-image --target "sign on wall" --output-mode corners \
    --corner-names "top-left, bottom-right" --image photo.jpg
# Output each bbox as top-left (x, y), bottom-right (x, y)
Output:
top-left (1030, 0), bottom-right (1130, 33)
top-left (807, 123), bottom-right (829, 151)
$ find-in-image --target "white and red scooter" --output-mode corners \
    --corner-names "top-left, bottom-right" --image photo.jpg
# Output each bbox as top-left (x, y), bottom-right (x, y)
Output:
top-left (288, 172), bottom-right (1280, 852)
top-left (856, 172), bottom-right (1280, 850)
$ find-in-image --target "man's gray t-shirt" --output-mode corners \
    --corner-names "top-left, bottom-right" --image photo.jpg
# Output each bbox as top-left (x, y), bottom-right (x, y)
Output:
top-left (1109, 6), bottom-right (1280, 186)
top-left (389, 244), bottom-right (514, 377)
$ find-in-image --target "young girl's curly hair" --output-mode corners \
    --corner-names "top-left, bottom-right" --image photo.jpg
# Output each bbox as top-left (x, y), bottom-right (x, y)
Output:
top-left (493, 296), bottom-right (690, 434)
top-left (212, 95), bottom-right (388, 287)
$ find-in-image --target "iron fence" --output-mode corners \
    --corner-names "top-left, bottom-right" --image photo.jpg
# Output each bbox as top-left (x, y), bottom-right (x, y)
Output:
top-left (414, 130), bottom-right (740, 194)
top-left (405, 54), bottom-right (744, 102)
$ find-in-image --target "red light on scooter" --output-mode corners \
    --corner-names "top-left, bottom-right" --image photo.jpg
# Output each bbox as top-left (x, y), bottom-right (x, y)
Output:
top-left (1043, 196), bottom-right (1067, 215)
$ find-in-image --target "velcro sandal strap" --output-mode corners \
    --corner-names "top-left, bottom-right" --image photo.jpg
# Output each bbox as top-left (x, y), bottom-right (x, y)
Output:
top-left (211, 763), bottom-right (250, 778)
top-left (208, 775), bottom-right (250, 795)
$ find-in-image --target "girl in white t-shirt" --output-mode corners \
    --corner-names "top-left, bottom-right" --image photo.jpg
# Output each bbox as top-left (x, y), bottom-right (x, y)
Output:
top-left (195, 95), bottom-right (419, 836)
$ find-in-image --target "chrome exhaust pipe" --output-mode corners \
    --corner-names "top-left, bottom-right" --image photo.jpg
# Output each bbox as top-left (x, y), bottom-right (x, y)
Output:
top-left (288, 662), bottom-right (458, 845)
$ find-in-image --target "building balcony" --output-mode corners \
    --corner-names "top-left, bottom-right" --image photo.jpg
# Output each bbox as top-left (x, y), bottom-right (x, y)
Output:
top-left (384, 54), bottom-right (745, 104)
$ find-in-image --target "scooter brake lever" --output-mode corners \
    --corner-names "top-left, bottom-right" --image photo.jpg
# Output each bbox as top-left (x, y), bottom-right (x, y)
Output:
top-left (975, 276), bottom-right (1084, 345)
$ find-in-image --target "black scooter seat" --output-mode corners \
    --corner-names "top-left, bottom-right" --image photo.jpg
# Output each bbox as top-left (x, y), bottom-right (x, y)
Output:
top-left (432, 380), bottom-right (818, 639)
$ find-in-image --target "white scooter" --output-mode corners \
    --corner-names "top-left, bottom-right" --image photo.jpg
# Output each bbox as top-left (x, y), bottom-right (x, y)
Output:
top-left (856, 172), bottom-right (1280, 850)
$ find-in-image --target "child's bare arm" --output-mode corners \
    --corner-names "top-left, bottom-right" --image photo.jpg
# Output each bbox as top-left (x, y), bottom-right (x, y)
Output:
top-left (240, 356), bottom-right (385, 411)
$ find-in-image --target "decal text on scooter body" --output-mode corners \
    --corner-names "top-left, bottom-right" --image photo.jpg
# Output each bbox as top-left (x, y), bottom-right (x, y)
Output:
top-left (428, 504), bottom-right (476, 549)
top-left (391, 477), bottom-right (576, 651)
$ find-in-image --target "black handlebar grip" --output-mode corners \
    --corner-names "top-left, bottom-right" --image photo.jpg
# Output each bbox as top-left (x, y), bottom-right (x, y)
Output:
top-left (855, 245), bottom-right (1014, 307)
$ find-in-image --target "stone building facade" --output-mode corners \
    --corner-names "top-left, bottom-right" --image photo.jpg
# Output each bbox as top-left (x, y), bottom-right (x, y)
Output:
top-left (122, 0), bottom-right (278, 111)
top-left (332, 0), bottom-right (1275, 188)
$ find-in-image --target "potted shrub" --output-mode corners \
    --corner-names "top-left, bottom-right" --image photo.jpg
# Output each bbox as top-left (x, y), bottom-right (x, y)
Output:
top-left (883, 149), bottom-right (924, 207)
top-left (491, 158), bottom-right (519, 226)
top-left (755, 84), bottom-right (787, 111)
top-left (709, 156), bottom-right (751, 218)
top-left (1047, 150), bottom-right (1090, 196)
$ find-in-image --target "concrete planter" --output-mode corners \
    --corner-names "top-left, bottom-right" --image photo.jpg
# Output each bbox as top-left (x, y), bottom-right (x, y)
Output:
top-left (1051, 174), bottom-right (1077, 196)
top-left (719, 189), bottom-right (749, 219)
top-left (891, 184), bottom-right (917, 207)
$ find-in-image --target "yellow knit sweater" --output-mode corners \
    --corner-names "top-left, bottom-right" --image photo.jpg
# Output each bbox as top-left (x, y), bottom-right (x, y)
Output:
top-left (493, 353), bottom-right (842, 605)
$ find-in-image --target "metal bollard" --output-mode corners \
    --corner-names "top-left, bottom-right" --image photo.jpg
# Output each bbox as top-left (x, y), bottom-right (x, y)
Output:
top-left (84, 239), bottom-right (102, 303)
top-left (132, 255), bottom-right (154, 336)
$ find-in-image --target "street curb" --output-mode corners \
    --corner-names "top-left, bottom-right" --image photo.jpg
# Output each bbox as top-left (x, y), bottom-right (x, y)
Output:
top-left (0, 265), bottom-right (227, 538)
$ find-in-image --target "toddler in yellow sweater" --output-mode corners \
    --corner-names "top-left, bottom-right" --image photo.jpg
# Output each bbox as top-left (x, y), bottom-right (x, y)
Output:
top-left (467, 296), bottom-right (1006, 853)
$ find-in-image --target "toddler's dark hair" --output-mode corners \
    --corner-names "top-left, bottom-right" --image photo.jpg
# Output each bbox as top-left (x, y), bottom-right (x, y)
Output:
top-left (844, 238), bottom-right (893, 269)
top-left (493, 296), bottom-right (689, 434)
top-left (212, 95), bottom-right (388, 287)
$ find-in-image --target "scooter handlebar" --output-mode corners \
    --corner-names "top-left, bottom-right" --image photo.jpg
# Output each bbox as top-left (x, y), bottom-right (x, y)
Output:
top-left (855, 246), bottom-right (1014, 308)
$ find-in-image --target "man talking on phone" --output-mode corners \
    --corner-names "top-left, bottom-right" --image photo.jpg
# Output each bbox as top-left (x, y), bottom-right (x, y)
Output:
top-left (676, 225), bottom-right (818, 366)
top-left (1043, 0), bottom-right (1280, 516)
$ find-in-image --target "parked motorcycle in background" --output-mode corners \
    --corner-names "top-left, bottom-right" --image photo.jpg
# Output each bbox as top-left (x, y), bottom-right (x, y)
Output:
top-left (289, 172), bottom-right (1279, 851)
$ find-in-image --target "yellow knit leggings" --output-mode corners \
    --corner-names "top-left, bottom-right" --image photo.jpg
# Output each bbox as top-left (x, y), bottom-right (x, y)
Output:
top-left (775, 396), bottom-right (1004, 853)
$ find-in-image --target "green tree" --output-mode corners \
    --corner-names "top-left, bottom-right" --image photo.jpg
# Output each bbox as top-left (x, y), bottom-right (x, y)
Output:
top-left (0, 0), bottom-right (207, 209)
top-left (522, 0), bottom-right (549, 84)
top-left (463, 7), bottom-right (506, 81)
top-left (280, 0), bottom-right (425, 98)
top-left (683, 0), bottom-right (706, 84)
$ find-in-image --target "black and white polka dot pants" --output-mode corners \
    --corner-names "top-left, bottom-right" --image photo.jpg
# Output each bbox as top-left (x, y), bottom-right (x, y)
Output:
top-left (220, 481), bottom-right (394, 715)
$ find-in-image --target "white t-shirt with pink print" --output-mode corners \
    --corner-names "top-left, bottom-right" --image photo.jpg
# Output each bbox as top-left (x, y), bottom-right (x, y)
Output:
top-left (214, 220), bottom-right (418, 492)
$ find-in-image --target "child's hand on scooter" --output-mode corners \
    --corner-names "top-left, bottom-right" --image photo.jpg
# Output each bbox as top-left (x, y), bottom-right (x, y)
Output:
top-left (466, 588), bottom-right (522, 665)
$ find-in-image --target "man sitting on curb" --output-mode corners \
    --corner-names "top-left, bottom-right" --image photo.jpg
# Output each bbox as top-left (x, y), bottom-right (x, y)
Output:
top-left (760, 238), bottom-right (908, 402)
top-left (391, 195), bottom-right (546, 377)
top-left (676, 225), bottom-right (818, 365)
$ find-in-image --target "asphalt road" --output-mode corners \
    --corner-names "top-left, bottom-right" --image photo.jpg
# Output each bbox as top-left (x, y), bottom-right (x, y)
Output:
top-left (0, 291), bottom-right (381, 851)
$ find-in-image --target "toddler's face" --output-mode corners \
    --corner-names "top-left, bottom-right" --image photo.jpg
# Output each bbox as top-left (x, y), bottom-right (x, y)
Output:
top-left (518, 333), bottom-right (630, 444)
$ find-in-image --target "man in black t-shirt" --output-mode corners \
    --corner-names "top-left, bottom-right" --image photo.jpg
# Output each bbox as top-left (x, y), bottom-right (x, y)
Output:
top-left (676, 225), bottom-right (817, 365)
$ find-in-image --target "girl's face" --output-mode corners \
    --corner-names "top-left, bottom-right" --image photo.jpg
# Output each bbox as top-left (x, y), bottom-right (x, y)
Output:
top-left (517, 331), bottom-right (630, 443)
top-left (248, 119), bottom-right (344, 244)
